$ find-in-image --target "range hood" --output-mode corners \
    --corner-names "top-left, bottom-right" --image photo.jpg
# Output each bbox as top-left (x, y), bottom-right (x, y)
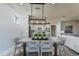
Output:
top-left (30, 3), bottom-right (45, 19)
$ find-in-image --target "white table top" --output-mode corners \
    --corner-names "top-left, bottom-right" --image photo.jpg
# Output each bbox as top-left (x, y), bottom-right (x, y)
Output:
top-left (19, 37), bottom-right (32, 43)
top-left (18, 36), bottom-right (58, 43)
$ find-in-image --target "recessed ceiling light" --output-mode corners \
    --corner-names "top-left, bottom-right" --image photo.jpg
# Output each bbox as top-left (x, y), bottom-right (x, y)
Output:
top-left (20, 3), bottom-right (23, 5)
top-left (51, 3), bottom-right (55, 4)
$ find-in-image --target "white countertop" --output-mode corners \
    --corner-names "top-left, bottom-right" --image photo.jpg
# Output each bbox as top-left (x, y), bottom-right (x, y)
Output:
top-left (19, 37), bottom-right (32, 43)
top-left (62, 35), bottom-right (79, 53)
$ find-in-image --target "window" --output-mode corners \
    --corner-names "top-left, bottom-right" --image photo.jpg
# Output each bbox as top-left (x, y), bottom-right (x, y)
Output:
top-left (65, 26), bottom-right (73, 33)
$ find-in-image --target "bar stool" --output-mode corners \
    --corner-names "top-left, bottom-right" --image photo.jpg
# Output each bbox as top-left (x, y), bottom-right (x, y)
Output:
top-left (59, 37), bottom-right (66, 56)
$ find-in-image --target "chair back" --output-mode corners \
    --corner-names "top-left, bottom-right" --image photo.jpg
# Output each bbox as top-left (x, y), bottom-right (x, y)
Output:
top-left (27, 41), bottom-right (39, 51)
top-left (41, 41), bottom-right (53, 51)
top-left (14, 37), bottom-right (22, 47)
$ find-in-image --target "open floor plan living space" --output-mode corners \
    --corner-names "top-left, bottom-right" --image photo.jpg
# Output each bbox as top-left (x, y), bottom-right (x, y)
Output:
top-left (0, 3), bottom-right (79, 56)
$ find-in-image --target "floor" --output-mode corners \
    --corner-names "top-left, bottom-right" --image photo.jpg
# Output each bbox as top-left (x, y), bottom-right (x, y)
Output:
top-left (15, 45), bottom-right (79, 56)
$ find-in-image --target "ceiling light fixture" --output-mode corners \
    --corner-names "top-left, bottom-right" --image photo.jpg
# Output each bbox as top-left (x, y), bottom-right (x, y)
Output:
top-left (20, 3), bottom-right (23, 5)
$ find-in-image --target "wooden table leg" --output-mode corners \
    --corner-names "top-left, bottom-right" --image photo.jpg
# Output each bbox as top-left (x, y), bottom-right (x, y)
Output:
top-left (23, 43), bottom-right (26, 56)
top-left (53, 43), bottom-right (57, 56)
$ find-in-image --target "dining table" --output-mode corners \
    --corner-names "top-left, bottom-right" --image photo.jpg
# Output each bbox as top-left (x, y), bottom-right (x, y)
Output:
top-left (18, 37), bottom-right (58, 56)
top-left (19, 37), bottom-right (32, 56)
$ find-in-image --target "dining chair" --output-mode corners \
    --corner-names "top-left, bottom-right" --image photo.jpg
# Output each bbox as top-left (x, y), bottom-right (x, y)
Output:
top-left (26, 41), bottom-right (39, 56)
top-left (14, 37), bottom-right (23, 56)
top-left (41, 41), bottom-right (54, 56)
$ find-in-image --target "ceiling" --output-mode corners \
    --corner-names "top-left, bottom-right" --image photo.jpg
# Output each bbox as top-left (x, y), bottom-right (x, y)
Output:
top-left (9, 3), bottom-right (79, 21)
top-left (44, 3), bottom-right (79, 21)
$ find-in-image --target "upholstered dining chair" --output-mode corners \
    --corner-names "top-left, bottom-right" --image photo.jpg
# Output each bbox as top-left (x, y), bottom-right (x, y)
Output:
top-left (14, 37), bottom-right (23, 56)
top-left (26, 41), bottom-right (39, 56)
top-left (41, 41), bottom-right (54, 56)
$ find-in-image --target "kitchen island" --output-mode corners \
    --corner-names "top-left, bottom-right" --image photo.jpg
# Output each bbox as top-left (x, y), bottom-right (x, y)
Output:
top-left (62, 35), bottom-right (79, 54)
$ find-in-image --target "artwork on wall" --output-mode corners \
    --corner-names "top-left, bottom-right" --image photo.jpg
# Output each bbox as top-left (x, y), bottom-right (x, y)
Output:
top-left (14, 15), bottom-right (20, 24)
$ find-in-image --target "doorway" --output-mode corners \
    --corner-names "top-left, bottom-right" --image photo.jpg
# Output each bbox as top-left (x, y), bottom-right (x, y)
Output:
top-left (51, 25), bottom-right (56, 36)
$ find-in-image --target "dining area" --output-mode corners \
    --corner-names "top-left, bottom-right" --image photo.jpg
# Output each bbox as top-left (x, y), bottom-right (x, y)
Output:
top-left (14, 36), bottom-right (58, 56)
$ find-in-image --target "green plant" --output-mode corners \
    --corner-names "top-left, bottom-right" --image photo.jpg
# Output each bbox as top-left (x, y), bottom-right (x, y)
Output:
top-left (38, 32), bottom-right (42, 37)
top-left (43, 33), bottom-right (46, 37)
top-left (33, 33), bottom-right (38, 37)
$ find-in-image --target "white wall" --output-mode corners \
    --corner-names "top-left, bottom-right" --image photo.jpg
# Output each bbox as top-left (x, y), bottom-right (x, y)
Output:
top-left (0, 4), bottom-right (29, 55)
top-left (8, 3), bottom-right (29, 37)
top-left (0, 4), bottom-right (17, 55)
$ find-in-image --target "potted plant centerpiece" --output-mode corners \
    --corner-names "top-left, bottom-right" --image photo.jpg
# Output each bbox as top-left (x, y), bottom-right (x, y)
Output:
top-left (42, 33), bottom-right (47, 40)
top-left (38, 32), bottom-right (42, 40)
top-left (32, 32), bottom-right (38, 40)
